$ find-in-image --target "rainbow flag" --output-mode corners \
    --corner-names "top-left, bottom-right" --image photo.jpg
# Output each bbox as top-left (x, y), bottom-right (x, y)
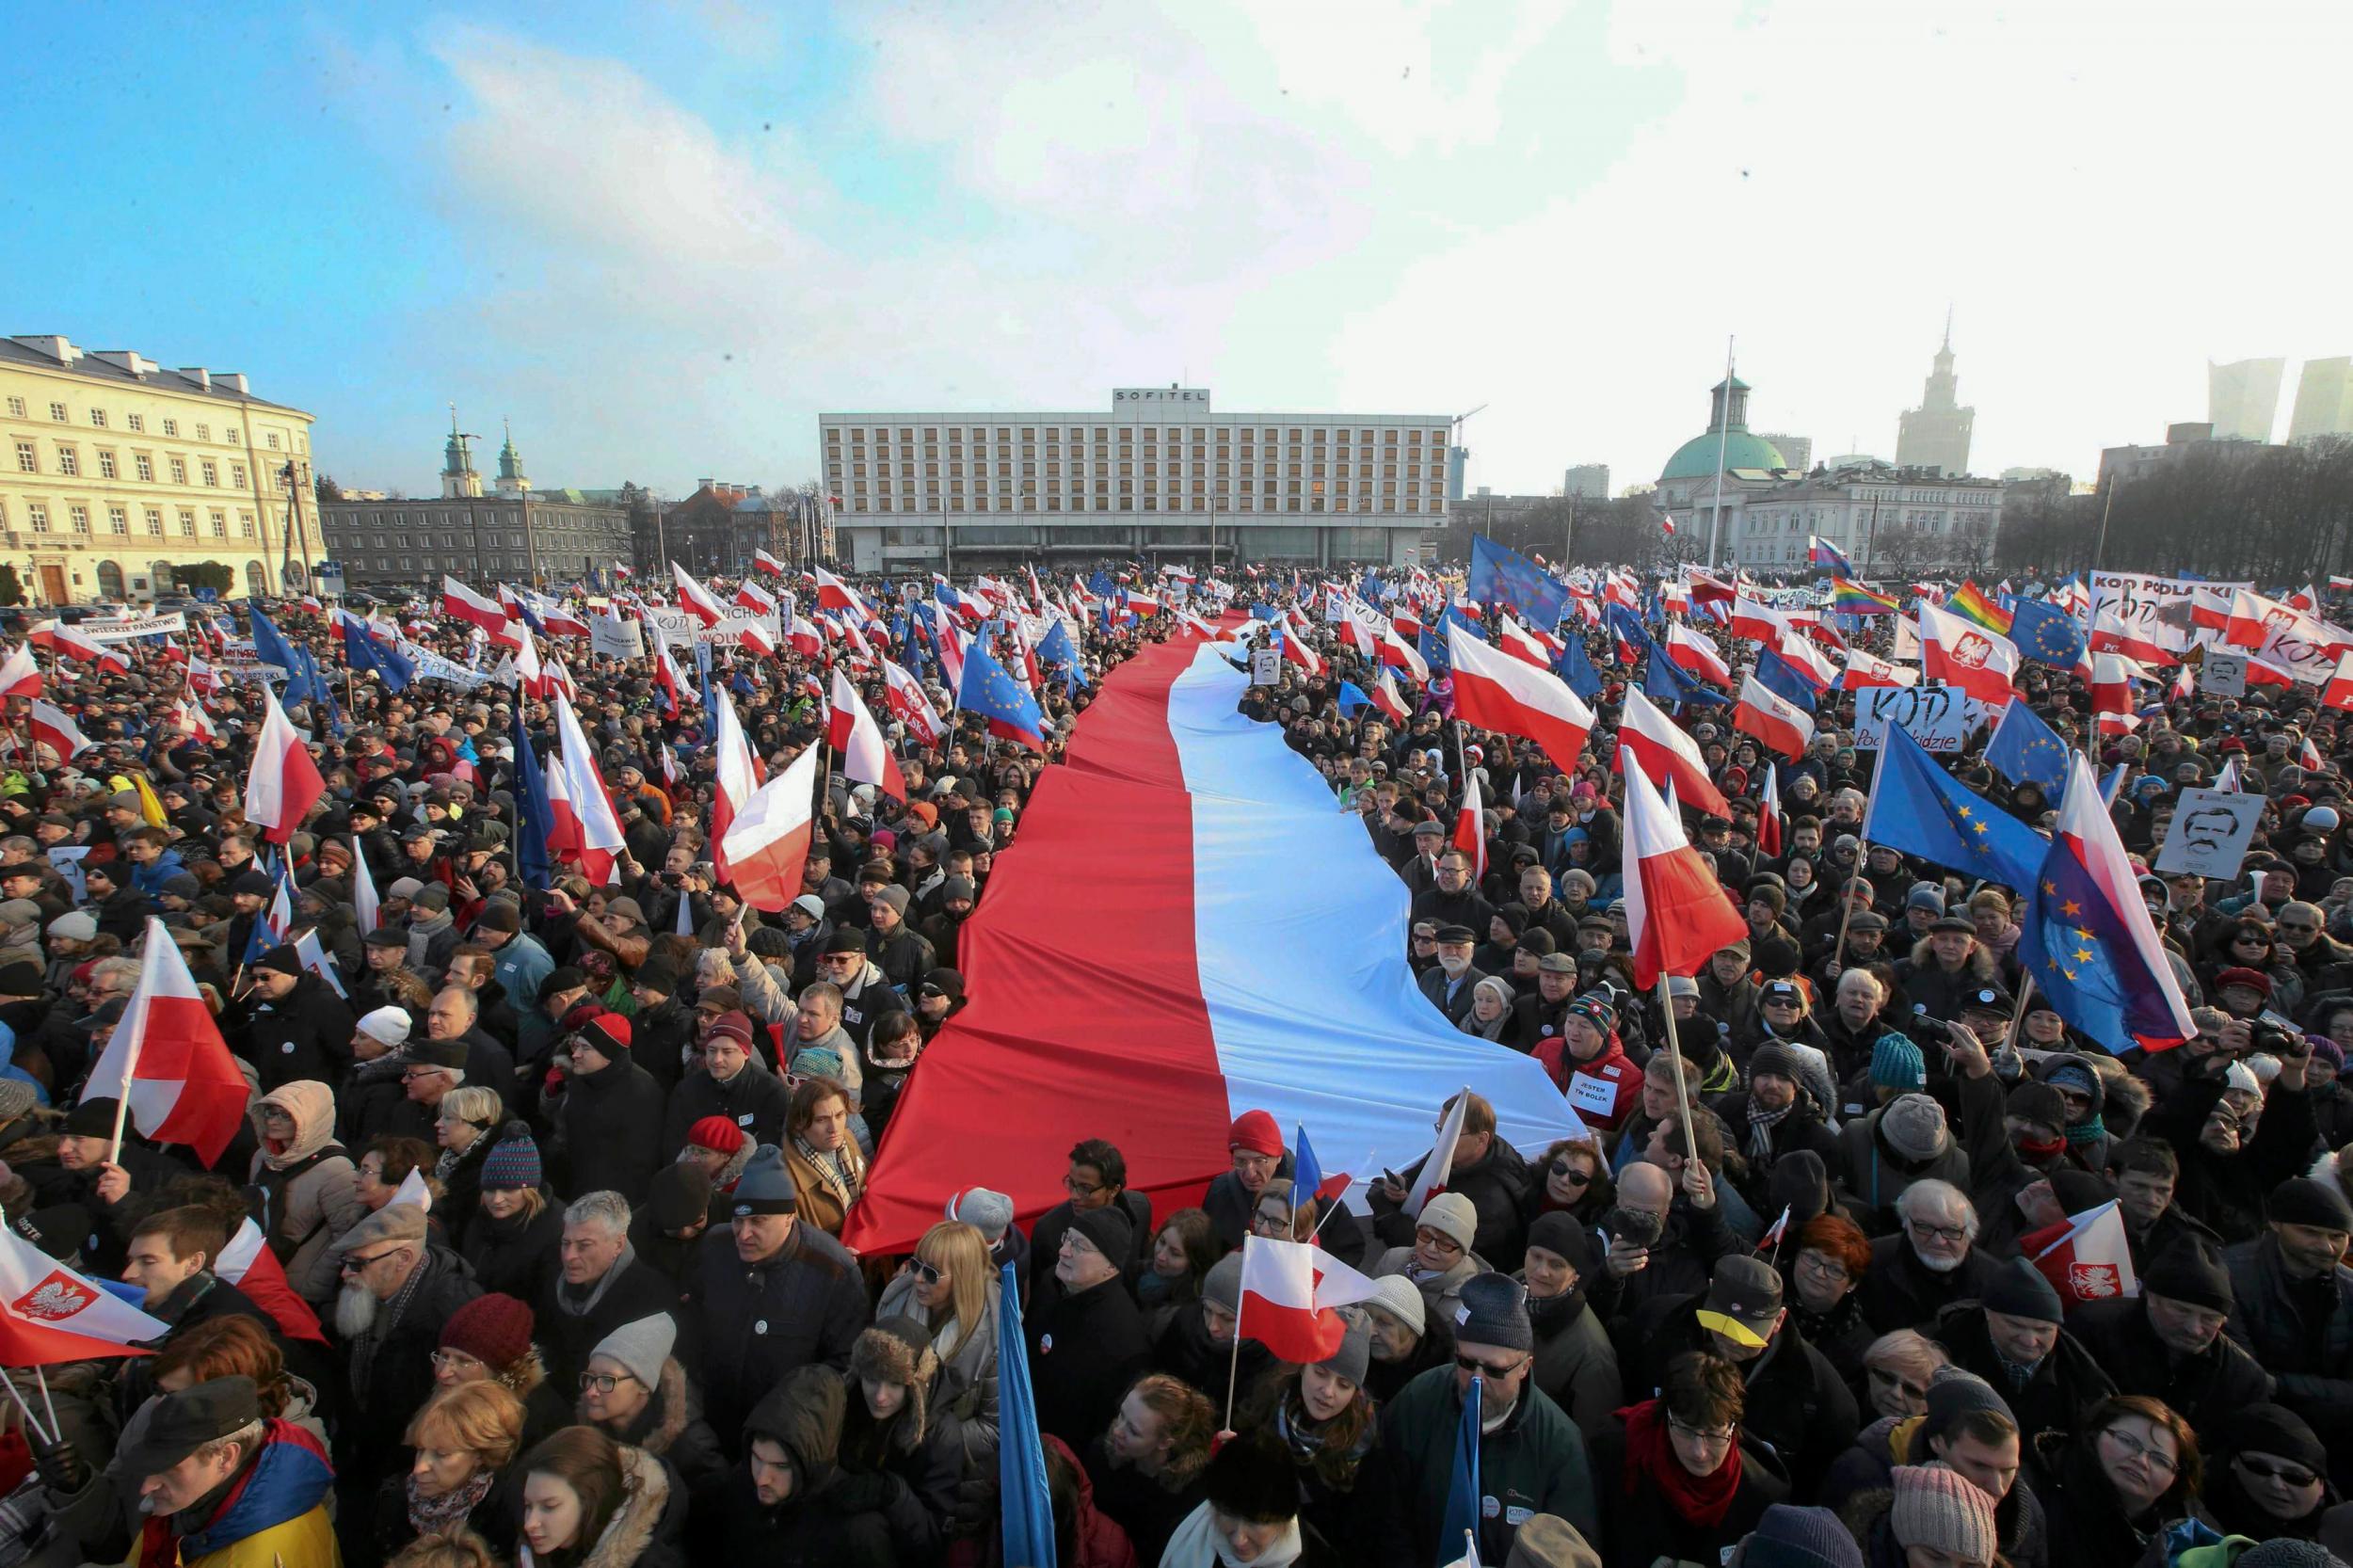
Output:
top-left (1949, 581), bottom-right (2013, 634)
top-left (1831, 578), bottom-right (1899, 616)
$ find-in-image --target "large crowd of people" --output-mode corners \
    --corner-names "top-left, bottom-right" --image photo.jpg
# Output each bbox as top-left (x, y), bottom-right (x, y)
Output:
top-left (0, 563), bottom-right (2345, 1568)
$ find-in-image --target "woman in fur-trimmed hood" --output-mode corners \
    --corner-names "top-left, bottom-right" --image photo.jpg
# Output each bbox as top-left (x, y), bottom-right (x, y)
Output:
top-left (836, 1316), bottom-right (971, 1550)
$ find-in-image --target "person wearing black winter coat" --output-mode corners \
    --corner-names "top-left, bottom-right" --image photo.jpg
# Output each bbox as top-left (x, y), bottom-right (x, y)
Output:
top-left (1027, 1228), bottom-right (1153, 1452)
top-left (227, 956), bottom-right (359, 1092)
top-left (1929, 1295), bottom-right (2116, 1448)
top-left (1369, 1121), bottom-right (1533, 1272)
top-left (659, 1050), bottom-right (792, 1160)
top-left (687, 1366), bottom-right (936, 1568)
top-left (540, 1248), bottom-right (682, 1393)
top-left (2070, 1286), bottom-right (2274, 1447)
top-left (460, 1189), bottom-right (564, 1301)
top-left (1625, 1285), bottom-right (1860, 1498)
top-left (548, 1018), bottom-right (667, 1205)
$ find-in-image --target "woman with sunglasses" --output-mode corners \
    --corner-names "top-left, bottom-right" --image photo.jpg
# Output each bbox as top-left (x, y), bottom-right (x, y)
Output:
top-left (874, 1219), bottom-right (1003, 1516)
top-left (1521, 1138), bottom-right (1614, 1227)
top-left (2030, 1394), bottom-right (2208, 1568)
top-left (2201, 1404), bottom-right (2337, 1544)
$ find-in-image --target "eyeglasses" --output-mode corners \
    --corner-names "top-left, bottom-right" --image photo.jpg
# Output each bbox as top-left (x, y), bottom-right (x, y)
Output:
top-left (1062, 1175), bottom-right (1103, 1198)
top-left (340, 1247), bottom-right (405, 1273)
top-left (909, 1259), bottom-right (943, 1285)
top-left (1796, 1253), bottom-right (1850, 1283)
top-left (1907, 1219), bottom-right (1968, 1244)
top-left (2280, 921), bottom-right (2318, 934)
top-left (1454, 1353), bottom-right (1528, 1379)
top-left (579, 1372), bottom-right (637, 1395)
top-left (2237, 1455), bottom-right (2320, 1488)
top-left (399, 1067), bottom-right (444, 1082)
top-left (1547, 1160), bottom-right (1591, 1186)
top-left (431, 1350), bottom-right (485, 1372)
top-left (1866, 1366), bottom-right (1928, 1402)
top-left (1668, 1416), bottom-right (1737, 1445)
top-left (2100, 1427), bottom-right (2180, 1476)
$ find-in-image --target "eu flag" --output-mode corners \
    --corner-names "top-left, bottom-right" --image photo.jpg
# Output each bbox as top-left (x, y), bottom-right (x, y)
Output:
top-left (1037, 616), bottom-right (1088, 692)
top-left (2009, 599), bottom-right (2087, 670)
top-left (1860, 726), bottom-right (2048, 890)
top-left (1604, 603), bottom-right (1655, 665)
top-left (957, 639), bottom-right (1048, 752)
top-left (1753, 648), bottom-right (1817, 714)
top-left (1336, 680), bottom-right (1372, 716)
top-left (1557, 633), bottom-right (1604, 703)
top-left (1439, 1373), bottom-right (1484, 1566)
top-left (510, 707), bottom-right (555, 890)
top-left (1468, 536), bottom-right (1570, 626)
top-left (1644, 650), bottom-right (1728, 708)
top-left (247, 607), bottom-right (301, 673)
top-left (1986, 700), bottom-right (2071, 795)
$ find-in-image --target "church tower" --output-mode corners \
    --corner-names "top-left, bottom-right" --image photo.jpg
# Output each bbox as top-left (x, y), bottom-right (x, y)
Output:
top-left (495, 418), bottom-right (532, 498)
top-left (441, 405), bottom-right (484, 499)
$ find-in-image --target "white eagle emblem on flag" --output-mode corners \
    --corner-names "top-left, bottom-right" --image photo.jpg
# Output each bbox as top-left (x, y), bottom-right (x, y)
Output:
top-left (2069, 1261), bottom-right (2122, 1299)
top-left (12, 1272), bottom-right (95, 1321)
top-left (1950, 632), bottom-right (1993, 669)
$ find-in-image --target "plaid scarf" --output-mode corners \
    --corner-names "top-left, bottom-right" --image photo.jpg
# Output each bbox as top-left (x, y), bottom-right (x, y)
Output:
top-left (1746, 1096), bottom-right (1799, 1161)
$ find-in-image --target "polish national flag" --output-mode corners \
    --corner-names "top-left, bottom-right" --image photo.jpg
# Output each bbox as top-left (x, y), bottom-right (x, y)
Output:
top-left (1775, 632), bottom-right (1839, 693)
top-left (1757, 763), bottom-right (1784, 857)
top-left (2089, 605), bottom-right (2168, 665)
top-left (1452, 768), bottom-right (1487, 881)
top-left (82, 916), bottom-right (251, 1165)
top-left (1235, 1235), bottom-right (1384, 1365)
top-left (720, 741), bottom-right (822, 912)
top-left (27, 700), bottom-right (91, 762)
top-left (1615, 687), bottom-right (1731, 818)
top-left (2225, 587), bottom-right (2298, 650)
top-left (884, 659), bottom-right (946, 747)
top-left (1620, 758), bottom-right (1749, 988)
top-left (1733, 674), bottom-right (1815, 760)
top-left (1444, 622), bottom-right (1593, 776)
top-left (172, 697), bottom-right (220, 745)
top-left (1497, 614), bottom-right (1552, 670)
top-left (43, 622), bottom-right (129, 675)
top-left (1664, 623), bottom-right (1731, 686)
top-left (0, 645), bottom-right (39, 699)
top-left (1729, 597), bottom-right (1791, 646)
top-left (815, 567), bottom-right (870, 619)
top-left (650, 626), bottom-right (688, 716)
top-left (2302, 734), bottom-right (2326, 771)
top-left (738, 619), bottom-right (779, 658)
top-left (752, 548), bottom-right (788, 577)
top-left (442, 575), bottom-right (509, 636)
top-left (552, 697), bottom-right (629, 883)
top-left (2022, 1199), bottom-right (2137, 1309)
top-left (513, 630), bottom-right (554, 700)
top-left (2246, 654), bottom-right (2300, 691)
top-left (828, 669), bottom-right (907, 801)
top-left (1918, 600), bottom-right (2021, 705)
top-left (1280, 628), bottom-right (1325, 677)
top-left (1371, 669), bottom-right (1411, 725)
top-left (242, 683), bottom-right (325, 844)
top-left (671, 563), bottom-right (728, 628)
top-left (1402, 1090), bottom-right (1470, 1222)
top-left (785, 597), bottom-right (822, 658)
top-left (351, 836), bottom-right (379, 935)
top-left (1841, 647), bottom-right (1917, 691)
top-left (2321, 650), bottom-right (2353, 713)
top-left (736, 580), bottom-right (778, 616)
top-left (215, 1219), bottom-right (327, 1345)
top-left (710, 690), bottom-right (761, 885)
top-left (2091, 653), bottom-right (2144, 736)
top-left (0, 1224), bottom-right (169, 1366)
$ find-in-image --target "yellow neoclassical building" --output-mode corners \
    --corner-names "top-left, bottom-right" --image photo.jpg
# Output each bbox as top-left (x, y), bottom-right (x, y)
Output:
top-left (0, 333), bottom-right (325, 605)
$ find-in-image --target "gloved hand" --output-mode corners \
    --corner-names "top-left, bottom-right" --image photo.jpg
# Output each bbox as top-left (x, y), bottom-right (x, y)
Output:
top-left (27, 1430), bottom-right (87, 1494)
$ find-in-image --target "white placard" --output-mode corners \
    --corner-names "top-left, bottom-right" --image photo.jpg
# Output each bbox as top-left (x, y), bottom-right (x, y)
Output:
top-left (1248, 647), bottom-right (1281, 687)
top-left (2201, 652), bottom-right (2249, 698)
top-left (1853, 682), bottom-right (1984, 753)
top-left (79, 612), bottom-right (187, 642)
top-left (589, 614), bottom-right (646, 660)
top-left (2153, 788), bottom-right (2265, 879)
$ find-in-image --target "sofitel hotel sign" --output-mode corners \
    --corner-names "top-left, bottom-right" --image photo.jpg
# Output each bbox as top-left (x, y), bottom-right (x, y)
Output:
top-left (1112, 387), bottom-right (1212, 409)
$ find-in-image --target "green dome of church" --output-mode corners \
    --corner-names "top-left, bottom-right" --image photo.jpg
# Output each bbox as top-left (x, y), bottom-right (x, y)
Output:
top-left (1657, 375), bottom-right (1786, 481)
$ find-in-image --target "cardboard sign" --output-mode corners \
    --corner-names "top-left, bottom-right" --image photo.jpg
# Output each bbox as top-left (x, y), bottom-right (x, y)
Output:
top-left (589, 614), bottom-right (646, 660)
top-left (2201, 652), bottom-right (2249, 698)
top-left (642, 609), bottom-right (779, 647)
top-left (1853, 682), bottom-right (1983, 753)
top-left (2153, 787), bottom-right (2264, 879)
top-left (1248, 647), bottom-right (1281, 687)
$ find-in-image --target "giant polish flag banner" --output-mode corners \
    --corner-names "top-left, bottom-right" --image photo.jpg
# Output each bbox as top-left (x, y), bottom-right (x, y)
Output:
top-left (0, 1225), bottom-right (168, 1365)
top-left (843, 641), bottom-right (1583, 1254)
top-left (82, 917), bottom-right (249, 1166)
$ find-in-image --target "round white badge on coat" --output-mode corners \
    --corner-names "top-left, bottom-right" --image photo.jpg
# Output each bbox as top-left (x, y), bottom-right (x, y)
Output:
top-left (753, 1320), bottom-right (768, 1335)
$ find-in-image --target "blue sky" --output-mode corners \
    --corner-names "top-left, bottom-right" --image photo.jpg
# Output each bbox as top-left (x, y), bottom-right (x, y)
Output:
top-left (11, 1), bottom-right (2351, 500)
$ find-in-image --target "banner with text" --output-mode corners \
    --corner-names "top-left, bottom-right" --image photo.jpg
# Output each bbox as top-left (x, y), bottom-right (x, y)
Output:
top-left (80, 612), bottom-right (187, 643)
top-left (1853, 682), bottom-right (1987, 753)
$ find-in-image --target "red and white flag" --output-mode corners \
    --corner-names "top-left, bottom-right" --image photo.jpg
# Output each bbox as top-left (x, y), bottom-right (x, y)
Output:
top-left (1370, 669), bottom-right (1410, 725)
top-left (671, 563), bottom-right (728, 628)
top-left (0, 1225), bottom-right (168, 1367)
top-left (650, 625), bottom-right (689, 716)
top-left (552, 697), bottom-right (629, 883)
top-left (1378, 623), bottom-right (1431, 683)
top-left (2089, 604), bottom-right (2168, 665)
top-left (1841, 647), bottom-right (1916, 691)
top-left (441, 575), bottom-right (509, 636)
top-left (1757, 763), bottom-right (1784, 857)
top-left (1280, 627), bottom-right (1325, 677)
top-left (738, 619), bottom-right (779, 658)
top-left (883, 658), bottom-right (946, 747)
top-left (82, 916), bottom-right (250, 1165)
top-left (2225, 587), bottom-right (2299, 650)
top-left (215, 1218), bottom-right (327, 1345)
top-left (1918, 600), bottom-right (2021, 706)
top-left (1236, 1235), bottom-right (1383, 1365)
top-left (351, 836), bottom-right (380, 935)
top-left (0, 645), bottom-right (39, 700)
top-left (736, 579), bottom-right (779, 616)
top-left (2024, 1199), bottom-right (2137, 1309)
top-left (2090, 653), bottom-right (2144, 737)
top-left (815, 566), bottom-right (871, 620)
top-left (1445, 621), bottom-right (1593, 776)
top-left (242, 683), bottom-right (324, 844)
top-left (1664, 623), bottom-right (1730, 686)
top-left (1621, 758), bottom-right (1748, 989)
top-left (1732, 673), bottom-right (1817, 758)
top-left (828, 669), bottom-right (906, 801)
top-left (1775, 632), bottom-right (1839, 692)
top-left (27, 700), bottom-right (92, 762)
top-left (710, 690), bottom-right (762, 885)
top-left (171, 696), bottom-right (219, 745)
top-left (1729, 597), bottom-right (1790, 646)
top-left (1616, 687), bottom-right (1731, 818)
top-left (2302, 734), bottom-right (2326, 771)
top-left (1402, 1090), bottom-right (1470, 1222)
top-left (720, 741), bottom-right (822, 912)
top-left (1452, 768), bottom-right (1486, 882)
top-left (41, 622), bottom-right (128, 675)
top-left (1496, 614), bottom-right (1552, 670)
top-left (752, 548), bottom-right (788, 577)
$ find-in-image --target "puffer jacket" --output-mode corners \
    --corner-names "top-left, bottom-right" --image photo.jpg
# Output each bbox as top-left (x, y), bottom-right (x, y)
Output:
top-left (517, 1439), bottom-right (686, 1568)
top-left (684, 1366), bottom-right (935, 1566)
top-left (246, 1080), bottom-right (363, 1302)
top-left (590, 1355), bottom-right (729, 1495)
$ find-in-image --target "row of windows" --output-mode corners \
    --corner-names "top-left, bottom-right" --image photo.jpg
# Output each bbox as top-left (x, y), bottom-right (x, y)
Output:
top-left (828, 424), bottom-right (1444, 445)
top-left (346, 555), bottom-right (531, 575)
top-left (12, 438), bottom-right (263, 490)
top-left (833, 460), bottom-right (1434, 480)
top-left (326, 530), bottom-right (616, 556)
top-left (851, 477), bottom-right (1446, 498)
top-left (338, 509), bottom-right (625, 533)
top-left (848, 495), bottom-right (1432, 515)
top-left (1, 394), bottom-right (301, 454)
top-left (0, 498), bottom-right (259, 537)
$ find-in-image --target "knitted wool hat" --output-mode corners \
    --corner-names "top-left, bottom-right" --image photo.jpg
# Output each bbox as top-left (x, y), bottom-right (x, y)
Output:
top-left (1982, 1256), bottom-right (2064, 1324)
top-left (2233, 1540), bottom-right (2347, 1568)
top-left (2221, 1403), bottom-right (2327, 1475)
top-left (357, 1006), bottom-right (411, 1048)
top-left (577, 1012), bottom-right (632, 1056)
top-left (688, 1116), bottom-right (747, 1156)
top-left (1418, 1192), bottom-right (1479, 1254)
top-left (1566, 992), bottom-right (1618, 1033)
top-left (1891, 1464), bottom-right (1998, 1565)
top-left (1525, 1210), bottom-right (1598, 1274)
top-left (1920, 1368), bottom-right (2013, 1445)
top-left (1737, 1504), bottom-right (1866, 1568)
top-left (478, 1122), bottom-right (541, 1192)
top-left (2142, 1239), bottom-right (2233, 1313)
top-left (945, 1187), bottom-right (1014, 1241)
top-left (1366, 1274), bottom-right (1427, 1336)
top-left (1871, 1035), bottom-right (1928, 1091)
top-left (2269, 1176), bottom-right (2353, 1232)
top-left (441, 1292), bottom-right (536, 1371)
top-left (1066, 1204), bottom-right (1133, 1263)
top-left (704, 1012), bottom-right (755, 1049)
top-left (1319, 1310), bottom-right (1373, 1387)
top-left (729, 1145), bottom-right (798, 1216)
top-left (1452, 1272), bottom-right (1533, 1352)
top-left (1879, 1094), bottom-right (1948, 1161)
top-left (2007, 1080), bottom-right (2068, 1133)
top-left (592, 1314), bottom-right (678, 1390)
top-left (1204, 1253), bottom-right (1243, 1313)
top-left (1227, 1110), bottom-right (1282, 1159)
top-left (1749, 1043), bottom-right (1802, 1085)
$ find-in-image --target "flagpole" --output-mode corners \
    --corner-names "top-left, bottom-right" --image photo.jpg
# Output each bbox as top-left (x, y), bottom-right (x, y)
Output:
top-left (0, 1372), bottom-right (50, 1448)
top-left (1653, 976), bottom-right (1698, 1173)
top-left (1828, 850), bottom-right (1871, 979)
top-left (32, 1368), bottom-right (58, 1445)
top-left (1223, 1241), bottom-right (1248, 1434)
top-left (2003, 974), bottom-right (2037, 1057)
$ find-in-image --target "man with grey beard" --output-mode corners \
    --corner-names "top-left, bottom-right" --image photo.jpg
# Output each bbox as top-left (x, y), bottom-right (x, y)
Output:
top-left (326, 1202), bottom-right (481, 1511)
top-left (1855, 1178), bottom-right (2001, 1335)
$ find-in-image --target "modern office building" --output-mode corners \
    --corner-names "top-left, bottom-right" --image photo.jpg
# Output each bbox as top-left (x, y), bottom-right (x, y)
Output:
top-left (319, 416), bottom-right (630, 591)
top-left (1563, 463), bottom-right (1610, 499)
top-left (2097, 421), bottom-right (2275, 489)
top-left (820, 388), bottom-right (1451, 570)
top-left (1756, 435), bottom-right (1813, 473)
top-left (1894, 321), bottom-right (1975, 476)
top-left (2209, 357), bottom-right (2286, 442)
top-left (0, 333), bottom-right (325, 603)
top-left (2289, 357), bottom-right (2353, 444)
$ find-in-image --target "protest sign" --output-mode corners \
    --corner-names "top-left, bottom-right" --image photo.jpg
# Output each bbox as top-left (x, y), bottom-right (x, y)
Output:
top-left (589, 615), bottom-right (646, 660)
top-left (1853, 682), bottom-right (1983, 753)
top-left (80, 613), bottom-right (186, 642)
top-left (2154, 787), bottom-right (2264, 879)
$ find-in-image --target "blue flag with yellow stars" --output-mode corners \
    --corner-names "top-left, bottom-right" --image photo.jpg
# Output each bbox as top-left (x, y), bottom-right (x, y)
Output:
top-left (1986, 699), bottom-right (2073, 796)
top-left (957, 637), bottom-right (1048, 753)
top-left (2009, 598), bottom-right (2087, 670)
top-left (1860, 726), bottom-right (2048, 889)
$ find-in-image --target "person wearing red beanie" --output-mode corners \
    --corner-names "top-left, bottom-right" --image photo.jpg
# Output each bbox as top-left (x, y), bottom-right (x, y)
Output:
top-left (1201, 1109), bottom-right (1291, 1251)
